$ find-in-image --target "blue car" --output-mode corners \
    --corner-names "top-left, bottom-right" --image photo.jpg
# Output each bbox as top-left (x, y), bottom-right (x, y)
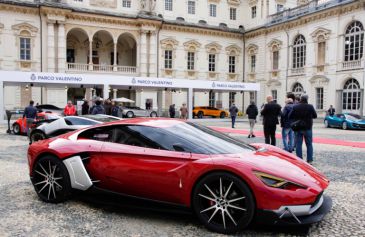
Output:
top-left (324, 113), bottom-right (365, 130)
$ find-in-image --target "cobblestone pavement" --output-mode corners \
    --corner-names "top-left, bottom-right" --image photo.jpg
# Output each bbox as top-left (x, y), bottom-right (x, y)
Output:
top-left (0, 123), bottom-right (364, 237)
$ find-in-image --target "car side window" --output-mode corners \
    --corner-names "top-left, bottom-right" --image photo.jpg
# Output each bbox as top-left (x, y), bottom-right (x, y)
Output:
top-left (65, 117), bottom-right (99, 126)
top-left (78, 126), bottom-right (113, 142)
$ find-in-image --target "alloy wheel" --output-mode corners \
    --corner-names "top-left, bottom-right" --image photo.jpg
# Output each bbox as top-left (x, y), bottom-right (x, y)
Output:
top-left (13, 124), bottom-right (20, 134)
top-left (198, 111), bottom-right (204, 119)
top-left (32, 156), bottom-right (71, 203)
top-left (220, 112), bottom-right (225, 118)
top-left (150, 112), bottom-right (157, 117)
top-left (193, 172), bottom-right (254, 234)
top-left (126, 111), bottom-right (134, 118)
top-left (342, 122), bottom-right (347, 130)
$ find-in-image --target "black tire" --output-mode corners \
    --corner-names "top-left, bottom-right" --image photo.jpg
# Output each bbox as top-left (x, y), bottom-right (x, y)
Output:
top-left (13, 123), bottom-right (21, 135)
top-left (30, 130), bottom-right (46, 143)
top-left (192, 172), bottom-right (255, 234)
top-left (197, 111), bottom-right (204, 119)
top-left (126, 111), bottom-right (134, 118)
top-left (342, 122), bottom-right (347, 130)
top-left (150, 111), bottom-right (157, 117)
top-left (31, 155), bottom-right (72, 203)
top-left (220, 112), bottom-right (226, 119)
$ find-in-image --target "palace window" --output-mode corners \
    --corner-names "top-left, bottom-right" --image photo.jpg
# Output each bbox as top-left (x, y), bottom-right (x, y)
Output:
top-left (316, 88), bottom-right (324, 110)
top-left (122, 0), bottom-right (131, 8)
top-left (230, 8), bottom-right (237, 20)
top-left (344, 21), bottom-right (364, 61)
top-left (249, 91), bottom-right (256, 103)
top-left (187, 51), bottom-right (195, 70)
top-left (271, 90), bottom-right (278, 102)
top-left (210, 4), bottom-right (217, 17)
top-left (165, 0), bottom-right (173, 11)
top-left (292, 35), bottom-right (306, 68)
top-left (209, 54), bottom-right (216, 72)
top-left (20, 37), bottom-right (31, 60)
top-left (251, 6), bottom-right (256, 18)
top-left (272, 50), bottom-right (279, 70)
top-left (229, 56), bottom-right (236, 73)
top-left (292, 83), bottom-right (304, 96)
top-left (164, 50), bottom-right (173, 69)
top-left (188, 1), bottom-right (195, 14)
top-left (277, 4), bottom-right (284, 12)
top-left (250, 55), bottom-right (256, 73)
top-left (342, 78), bottom-right (361, 111)
top-left (318, 41), bottom-right (326, 65)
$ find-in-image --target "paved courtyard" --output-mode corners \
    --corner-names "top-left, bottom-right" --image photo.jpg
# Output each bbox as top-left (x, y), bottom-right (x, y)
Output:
top-left (0, 121), bottom-right (364, 237)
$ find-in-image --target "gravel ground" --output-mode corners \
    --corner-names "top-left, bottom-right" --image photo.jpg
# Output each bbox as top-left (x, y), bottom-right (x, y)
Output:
top-left (0, 123), bottom-right (364, 237)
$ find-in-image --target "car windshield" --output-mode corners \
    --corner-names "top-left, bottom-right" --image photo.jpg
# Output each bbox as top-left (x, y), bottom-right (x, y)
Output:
top-left (159, 122), bottom-right (255, 154)
top-left (46, 114), bottom-right (61, 120)
top-left (80, 115), bottom-right (120, 123)
top-left (345, 114), bottom-right (362, 121)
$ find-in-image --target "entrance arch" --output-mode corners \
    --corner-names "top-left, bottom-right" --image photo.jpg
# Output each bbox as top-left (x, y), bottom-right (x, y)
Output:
top-left (66, 28), bottom-right (89, 70)
top-left (292, 82), bottom-right (304, 97)
top-left (342, 78), bottom-right (361, 113)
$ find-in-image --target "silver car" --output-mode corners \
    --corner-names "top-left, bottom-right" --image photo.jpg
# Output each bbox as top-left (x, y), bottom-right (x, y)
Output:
top-left (122, 106), bottom-right (158, 118)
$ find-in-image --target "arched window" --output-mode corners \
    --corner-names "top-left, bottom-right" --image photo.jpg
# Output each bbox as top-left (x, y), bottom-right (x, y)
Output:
top-left (292, 83), bottom-right (304, 96)
top-left (344, 21), bottom-right (364, 61)
top-left (292, 35), bottom-right (306, 68)
top-left (343, 78), bottom-right (361, 111)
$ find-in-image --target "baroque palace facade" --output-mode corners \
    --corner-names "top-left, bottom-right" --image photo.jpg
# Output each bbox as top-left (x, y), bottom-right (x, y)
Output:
top-left (0, 0), bottom-right (364, 116)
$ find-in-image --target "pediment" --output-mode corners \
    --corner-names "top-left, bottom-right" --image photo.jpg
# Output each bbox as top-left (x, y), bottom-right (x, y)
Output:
top-left (12, 22), bottom-right (38, 36)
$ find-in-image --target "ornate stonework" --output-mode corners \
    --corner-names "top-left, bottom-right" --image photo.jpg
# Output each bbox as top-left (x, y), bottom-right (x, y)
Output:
top-left (246, 43), bottom-right (258, 55)
top-left (311, 27), bottom-right (331, 42)
top-left (267, 39), bottom-right (283, 51)
top-left (183, 40), bottom-right (201, 51)
top-left (248, 0), bottom-right (258, 7)
top-left (205, 42), bottom-right (222, 53)
top-left (227, 0), bottom-right (241, 6)
top-left (12, 22), bottom-right (38, 37)
top-left (160, 38), bottom-right (179, 50)
top-left (225, 44), bottom-right (241, 55)
top-left (90, 0), bottom-right (117, 9)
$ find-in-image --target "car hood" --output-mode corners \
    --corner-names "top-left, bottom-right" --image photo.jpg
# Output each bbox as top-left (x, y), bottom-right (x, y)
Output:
top-left (348, 119), bottom-right (365, 124)
top-left (212, 143), bottom-right (329, 191)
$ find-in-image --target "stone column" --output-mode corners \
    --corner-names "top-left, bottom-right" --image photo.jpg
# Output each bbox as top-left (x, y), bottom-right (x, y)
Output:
top-left (113, 41), bottom-right (117, 71)
top-left (140, 30), bottom-right (148, 77)
top-left (187, 88), bottom-right (193, 120)
top-left (47, 21), bottom-right (55, 72)
top-left (103, 84), bottom-right (109, 100)
top-left (149, 31), bottom-right (157, 77)
top-left (113, 89), bottom-right (117, 99)
top-left (58, 22), bottom-right (66, 72)
top-left (88, 40), bottom-right (93, 71)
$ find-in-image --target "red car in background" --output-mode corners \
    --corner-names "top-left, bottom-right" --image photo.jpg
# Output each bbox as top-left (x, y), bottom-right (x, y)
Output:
top-left (27, 118), bottom-right (332, 234)
top-left (12, 111), bottom-right (61, 135)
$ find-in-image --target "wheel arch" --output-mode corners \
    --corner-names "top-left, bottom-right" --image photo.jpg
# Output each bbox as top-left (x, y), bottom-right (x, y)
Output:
top-left (30, 151), bottom-right (60, 176)
top-left (189, 169), bottom-right (257, 210)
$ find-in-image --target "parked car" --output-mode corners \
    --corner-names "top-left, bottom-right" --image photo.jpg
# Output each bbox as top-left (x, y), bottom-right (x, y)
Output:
top-left (36, 104), bottom-right (64, 114)
top-left (324, 113), bottom-right (365, 130)
top-left (12, 111), bottom-right (61, 135)
top-left (122, 106), bottom-right (158, 118)
top-left (28, 118), bottom-right (331, 234)
top-left (29, 114), bottom-right (121, 143)
top-left (193, 106), bottom-right (228, 119)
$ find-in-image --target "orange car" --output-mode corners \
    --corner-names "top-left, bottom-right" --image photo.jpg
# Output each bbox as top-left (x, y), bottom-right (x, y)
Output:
top-left (12, 111), bottom-right (61, 135)
top-left (193, 106), bottom-right (228, 119)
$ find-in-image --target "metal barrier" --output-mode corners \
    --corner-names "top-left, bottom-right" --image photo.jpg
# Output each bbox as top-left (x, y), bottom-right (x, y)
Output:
top-left (5, 109), bottom-right (24, 134)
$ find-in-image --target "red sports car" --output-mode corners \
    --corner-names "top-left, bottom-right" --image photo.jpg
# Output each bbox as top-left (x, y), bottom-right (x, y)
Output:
top-left (13, 111), bottom-right (61, 135)
top-left (27, 118), bottom-right (331, 234)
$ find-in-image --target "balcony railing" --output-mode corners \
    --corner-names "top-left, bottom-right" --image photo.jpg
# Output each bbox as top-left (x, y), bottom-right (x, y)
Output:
top-left (267, 0), bottom-right (355, 25)
top-left (291, 67), bottom-right (305, 75)
top-left (66, 63), bottom-right (137, 75)
top-left (341, 60), bottom-right (362, 70)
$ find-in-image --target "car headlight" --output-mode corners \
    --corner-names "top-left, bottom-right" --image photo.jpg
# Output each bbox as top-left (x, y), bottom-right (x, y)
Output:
top-left (253, 171), bottom-right (307, 190)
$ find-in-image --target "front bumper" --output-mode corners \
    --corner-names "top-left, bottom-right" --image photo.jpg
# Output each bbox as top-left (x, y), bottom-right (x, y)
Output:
top-left (255, 195), bottom-right (332, 225)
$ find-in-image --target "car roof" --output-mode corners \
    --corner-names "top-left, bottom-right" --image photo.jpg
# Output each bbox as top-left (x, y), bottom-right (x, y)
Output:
top-left (103, 118), bottom-right (185, 128)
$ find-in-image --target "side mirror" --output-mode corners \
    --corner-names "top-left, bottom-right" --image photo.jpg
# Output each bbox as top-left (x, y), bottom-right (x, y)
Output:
top-left (173, 143), bottom-right (186, 152)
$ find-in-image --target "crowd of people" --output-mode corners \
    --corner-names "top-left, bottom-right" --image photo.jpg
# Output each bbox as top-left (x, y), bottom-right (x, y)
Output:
top-left (227, 92), bottom-right (318, 164)
top-left (62, 98), bottom-right (122, 117)
top-left (169, 103), bottom-right (189, 120)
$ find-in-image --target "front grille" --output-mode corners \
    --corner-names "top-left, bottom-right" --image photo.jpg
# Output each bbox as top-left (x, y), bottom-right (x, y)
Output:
top-left (311, 191), bottom-right (323, 207)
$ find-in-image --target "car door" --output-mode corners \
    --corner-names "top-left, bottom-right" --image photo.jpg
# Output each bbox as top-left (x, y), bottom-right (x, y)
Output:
top-left (333, 114), bottom-right (345, 127)
top-left (89, 125), bottom-right (192, 204)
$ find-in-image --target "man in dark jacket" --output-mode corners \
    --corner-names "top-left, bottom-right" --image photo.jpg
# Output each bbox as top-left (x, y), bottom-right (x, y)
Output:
top-left (91, 100), bottom-right (105, 115)
top-left (81, 100), bottom-right (89, 115)
top-left (246, 101), bottom-right (258, 138)
top-left (169, 104), bottom-right (176, 118)
top-left (23, 100), bottom-right (37, 139)
top-left (289, 95), bottom-right (317, 164)
top-left (229, 103), bottom-right (238, 128)
top-left (327, 105), bottom-right (335, 116)
top-left (261, 95), bottom-right (281, 145)
top-left (281, 98), bottom-right (294, 152)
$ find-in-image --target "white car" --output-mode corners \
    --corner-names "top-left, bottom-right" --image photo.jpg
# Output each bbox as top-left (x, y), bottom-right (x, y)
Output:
top-left (122, 106), bottom-right (158, 118)
top-left (29, 114), bottom-right (121, 143)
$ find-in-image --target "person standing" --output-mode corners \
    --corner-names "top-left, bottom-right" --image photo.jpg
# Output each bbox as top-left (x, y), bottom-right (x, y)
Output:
top-left (64, 100), bottom-right (77, 116)
top-left (327, 105), bottom-right (335, 116)
top-left (111, 101), bottom-right (121, 117)
top-left (246, 101), bottom-right (258, 138)
top-left (104, 99), bottom-right (112, 115)
top-left (169, 104), bottom-right (176, 118)
top-left (23, 100), bottom-right (37, 139)
top-left (289, 95), bottom-right (317, 164)
top-left (281, 98), bottom-right (295, 152)
top-left (261, 95), bottom-right (281, 145)
top-left (91, 100), bottom-right (106, 115)
top-left (229, 103), bottom-right (238, 128)
top-left (180, 103), bottom-right (188, 120)
top-left (81, 100), bottom-right (89, 115)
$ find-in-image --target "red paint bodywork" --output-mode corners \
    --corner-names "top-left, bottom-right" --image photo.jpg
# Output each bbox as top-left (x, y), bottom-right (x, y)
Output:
top-left (13, 112), bottom-right (60, 134)
top-left (27, 118), bottom-right (329, 210)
